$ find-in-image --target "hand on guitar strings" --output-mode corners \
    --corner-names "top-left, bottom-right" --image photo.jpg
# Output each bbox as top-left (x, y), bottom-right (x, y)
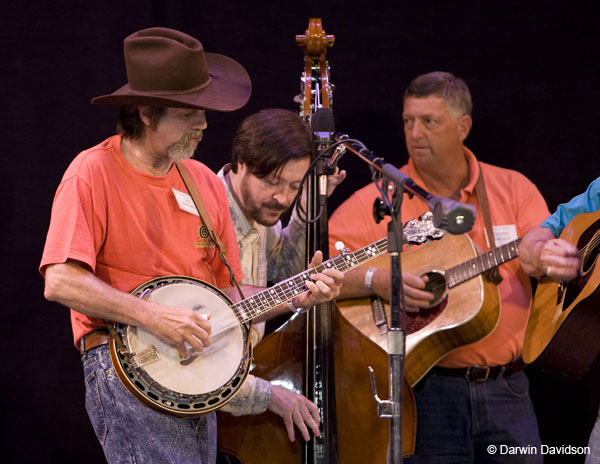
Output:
top-left (539, 238), bottom-right (579, 281)
top-left (402, 272), bottom-right (436, 312)
top-left (267, 385), bottom-right (321, 442)
top-left (371, 268), bottom-right (435, 313)
top-left (290, 250), bottom-right (344, 310)
top-left (519, 226), bottom-right (579, 281)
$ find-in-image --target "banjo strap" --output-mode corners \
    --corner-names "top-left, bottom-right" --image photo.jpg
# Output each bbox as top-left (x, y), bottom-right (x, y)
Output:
top-left (175, 162), bottom-right (246, 301)
top-left (104, 162), bottom-right (250, 356)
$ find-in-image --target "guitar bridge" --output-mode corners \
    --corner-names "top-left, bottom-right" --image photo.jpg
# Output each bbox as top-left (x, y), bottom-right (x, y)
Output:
top-left (130, 346), bottom-right (161, 368)
top-left (371, 296), bottom-right (389, 335)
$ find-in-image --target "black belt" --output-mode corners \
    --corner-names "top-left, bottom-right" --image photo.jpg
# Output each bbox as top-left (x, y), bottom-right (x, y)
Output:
top-left (430, 358), bottom-right (525, 381)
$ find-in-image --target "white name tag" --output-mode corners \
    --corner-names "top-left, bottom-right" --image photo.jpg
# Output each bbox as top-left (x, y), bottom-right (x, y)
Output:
top-left (172, 188), bottom-right (199, 216)
top-left (493, 224), bottom-right (518, 246)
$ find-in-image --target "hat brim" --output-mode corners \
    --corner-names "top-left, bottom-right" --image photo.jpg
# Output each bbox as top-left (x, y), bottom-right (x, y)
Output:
top-left (91, 53), bottom-right (251, 112)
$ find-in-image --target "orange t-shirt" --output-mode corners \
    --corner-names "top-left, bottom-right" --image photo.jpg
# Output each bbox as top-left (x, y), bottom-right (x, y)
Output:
top-left (329, 147), bottom-right (550, 367)
top-left (40, 135), bottom-right (242, 348)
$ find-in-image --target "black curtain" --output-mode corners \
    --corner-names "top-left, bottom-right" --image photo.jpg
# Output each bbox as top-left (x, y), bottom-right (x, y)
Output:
top-left (1, 1), bottom-right (598, 462)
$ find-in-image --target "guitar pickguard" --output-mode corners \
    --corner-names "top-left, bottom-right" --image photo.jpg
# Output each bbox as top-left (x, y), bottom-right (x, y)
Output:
top-left (405, 270), bottom-right (448, 333)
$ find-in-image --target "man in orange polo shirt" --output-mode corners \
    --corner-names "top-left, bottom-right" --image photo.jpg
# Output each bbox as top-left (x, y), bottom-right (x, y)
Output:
top-left (329, 71), bottom-right (549, 462)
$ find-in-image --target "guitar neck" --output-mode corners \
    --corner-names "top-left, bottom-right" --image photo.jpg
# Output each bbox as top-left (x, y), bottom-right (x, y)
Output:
top-left (446, 238), bottom-right (522, 288)
top-left (233, 238), bottom-right (389, 323)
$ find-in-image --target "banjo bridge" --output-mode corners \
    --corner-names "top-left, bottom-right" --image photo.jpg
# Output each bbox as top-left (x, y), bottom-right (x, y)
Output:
top-left (129, 345), bottom-right (161, 368)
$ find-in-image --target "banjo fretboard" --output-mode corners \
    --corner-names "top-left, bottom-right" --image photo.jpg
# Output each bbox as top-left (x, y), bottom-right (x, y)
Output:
top-left (233, 238), bottom-right (389, 323)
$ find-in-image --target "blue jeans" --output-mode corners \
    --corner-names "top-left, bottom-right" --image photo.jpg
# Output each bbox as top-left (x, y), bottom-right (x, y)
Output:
top-left (82, 344), bottom-right (217, 464)
top-left (405, 370), bottom-right (542, 464)
top-left (585, 406), bottom-right (600, 464)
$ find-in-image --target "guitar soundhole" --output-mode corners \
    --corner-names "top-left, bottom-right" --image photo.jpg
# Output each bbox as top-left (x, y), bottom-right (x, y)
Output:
top-left (562, 220), bottom-right (600, 310)
top-left (406, 271), bottom-right (448, 334)
top-left (581, 231), bottom-right (600, 274)
top-left (422, 271), bottom-right (448, 308)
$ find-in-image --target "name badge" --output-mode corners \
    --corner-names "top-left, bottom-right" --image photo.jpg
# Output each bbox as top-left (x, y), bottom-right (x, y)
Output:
top-left (493, 224), bottom-right (518, 246)
top-left (172, 188), bottom-right (199, 216)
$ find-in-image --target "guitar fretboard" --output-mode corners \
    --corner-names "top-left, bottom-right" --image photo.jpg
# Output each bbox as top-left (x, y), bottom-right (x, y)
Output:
top-left (233, 238), bottom-right (388, 323)
top-left (446, 238), bottom-right (522, 288)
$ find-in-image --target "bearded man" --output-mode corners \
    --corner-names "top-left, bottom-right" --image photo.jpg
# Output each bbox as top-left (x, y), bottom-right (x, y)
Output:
top-left (40, 27), bottom-right (342, 464)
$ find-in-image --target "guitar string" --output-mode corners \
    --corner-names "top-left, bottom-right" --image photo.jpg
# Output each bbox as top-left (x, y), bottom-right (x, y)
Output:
top-left (578, 233), bottom-right (600, 261)
top-left (419, 240), bottom-right (521, 294)
top-left (228, 221), bottom-right (442, 322)
top-left (199, 235), bottom-right (600, 339)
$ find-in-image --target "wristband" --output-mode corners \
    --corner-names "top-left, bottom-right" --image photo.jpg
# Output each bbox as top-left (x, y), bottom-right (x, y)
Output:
top-left (364, 267), bottom-right (378, 294)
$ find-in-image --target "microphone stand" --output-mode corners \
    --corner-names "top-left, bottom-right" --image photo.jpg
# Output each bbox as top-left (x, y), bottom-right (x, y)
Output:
top-left (336, 140), bottom-right (474, 463)
top-left (382, 180), bottom-right (407, 464)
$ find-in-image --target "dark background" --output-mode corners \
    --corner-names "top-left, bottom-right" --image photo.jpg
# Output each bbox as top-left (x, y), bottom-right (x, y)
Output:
top-left (1, 1), bottom-right (599, 462)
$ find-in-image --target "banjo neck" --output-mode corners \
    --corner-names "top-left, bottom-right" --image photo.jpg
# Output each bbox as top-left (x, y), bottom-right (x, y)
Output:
top-left (232, 238), bottom-right (388, 324)
top-left (231, 209), bottom-right (444, 325)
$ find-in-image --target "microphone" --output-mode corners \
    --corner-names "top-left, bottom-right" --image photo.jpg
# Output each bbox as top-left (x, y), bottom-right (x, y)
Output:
top-left (428, 196), bottom-right (476, 234)
top-left (311, 108), bottom-right (338, 174)
top-left (311, 107), bottom-right (334, 139)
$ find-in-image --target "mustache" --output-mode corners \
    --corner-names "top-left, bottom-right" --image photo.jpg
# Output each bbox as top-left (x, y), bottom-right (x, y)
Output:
top-left (173, 130), bottom-right (203, 147)
top-left (262, 201), bottom-right (288, 211)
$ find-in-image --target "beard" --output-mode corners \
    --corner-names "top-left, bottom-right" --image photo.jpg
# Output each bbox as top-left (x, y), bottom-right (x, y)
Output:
top-left (167, 130), bottom-right (203, 162)
top-left (239, 181), bottom-right (289, 227)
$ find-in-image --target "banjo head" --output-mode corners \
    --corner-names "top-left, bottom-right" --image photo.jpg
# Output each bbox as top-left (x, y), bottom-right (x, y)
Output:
top-left (111, 276), bottom-right (250, 417)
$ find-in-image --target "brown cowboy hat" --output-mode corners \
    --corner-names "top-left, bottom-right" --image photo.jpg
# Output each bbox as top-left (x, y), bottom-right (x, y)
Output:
top-left (91, 27), bottom-right (251, 111)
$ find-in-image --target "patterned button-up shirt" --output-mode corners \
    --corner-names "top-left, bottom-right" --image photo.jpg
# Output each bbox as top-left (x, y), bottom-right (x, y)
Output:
top-left (217, 164), bottom-right (306, 415)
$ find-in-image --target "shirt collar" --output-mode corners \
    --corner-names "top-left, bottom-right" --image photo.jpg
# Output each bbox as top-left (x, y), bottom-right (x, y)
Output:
top-left (217, 163), bottom-right (257, 238)
top-left (405, 146), bottom-right (480, 200)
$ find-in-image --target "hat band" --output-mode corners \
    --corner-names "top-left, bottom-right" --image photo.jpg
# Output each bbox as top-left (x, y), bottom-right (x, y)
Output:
top-left (130, 77), bottom-right (212, 95)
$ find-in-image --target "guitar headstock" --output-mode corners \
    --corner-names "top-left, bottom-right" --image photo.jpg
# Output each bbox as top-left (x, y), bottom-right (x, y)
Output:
top-left (403, 211), bottom-right (445, 246)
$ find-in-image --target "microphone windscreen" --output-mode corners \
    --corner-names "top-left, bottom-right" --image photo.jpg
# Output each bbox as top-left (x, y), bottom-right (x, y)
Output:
top-left (311, 107), bottom-right (335, 134)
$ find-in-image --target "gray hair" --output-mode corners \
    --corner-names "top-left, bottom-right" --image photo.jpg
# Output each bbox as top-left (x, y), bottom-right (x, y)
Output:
top-left (404, 71), bottom-right (472, 118)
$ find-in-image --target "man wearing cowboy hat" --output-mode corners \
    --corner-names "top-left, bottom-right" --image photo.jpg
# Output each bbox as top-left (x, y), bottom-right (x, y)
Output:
top-left (40, 27), bottom-right (343, 463)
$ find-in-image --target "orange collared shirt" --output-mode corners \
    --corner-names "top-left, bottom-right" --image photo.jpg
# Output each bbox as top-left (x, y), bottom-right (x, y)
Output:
top-left (329, 147), bottom-right (550, 367)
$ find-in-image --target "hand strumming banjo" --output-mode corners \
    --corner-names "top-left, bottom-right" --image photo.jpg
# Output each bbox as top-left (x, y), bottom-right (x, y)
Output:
top-left (109, 212), bottom-right (443, 417)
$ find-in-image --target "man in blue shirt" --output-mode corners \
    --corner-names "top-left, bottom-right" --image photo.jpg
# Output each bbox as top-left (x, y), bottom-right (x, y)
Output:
top-left (519, 176), bottom-right (600, 464)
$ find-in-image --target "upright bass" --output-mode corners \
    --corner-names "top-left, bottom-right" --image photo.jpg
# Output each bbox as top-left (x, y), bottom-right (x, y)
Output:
top-left (218, 18), bottom-right (416, 463)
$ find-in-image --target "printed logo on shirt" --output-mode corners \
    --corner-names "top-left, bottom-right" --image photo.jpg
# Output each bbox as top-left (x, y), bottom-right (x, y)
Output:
top-left (195, 225), bottom-right (215, 248)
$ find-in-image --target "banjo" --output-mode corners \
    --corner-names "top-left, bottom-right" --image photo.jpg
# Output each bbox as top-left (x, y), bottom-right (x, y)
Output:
top-left (109, 212), bottom-right (442, 417)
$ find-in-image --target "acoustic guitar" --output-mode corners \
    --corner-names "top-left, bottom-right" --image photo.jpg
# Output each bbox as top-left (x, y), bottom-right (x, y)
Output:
top-left (523, 210), bottom-right (600, 380)
top-left (337, 233), bottom-right (521, 387)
